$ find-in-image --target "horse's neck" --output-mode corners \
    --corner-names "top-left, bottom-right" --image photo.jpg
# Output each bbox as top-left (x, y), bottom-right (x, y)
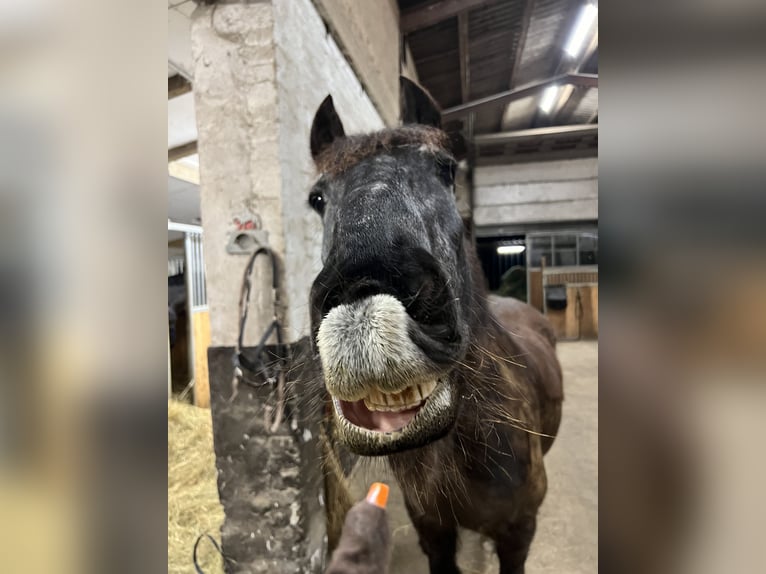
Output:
top-left (460, 255), bottom-right (521, 399)
top-left (464, 251), bottom-right (504, 354)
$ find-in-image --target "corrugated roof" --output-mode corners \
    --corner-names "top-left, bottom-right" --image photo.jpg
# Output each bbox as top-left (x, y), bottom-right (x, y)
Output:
top-left (513, 0), bottom-right (576, 87)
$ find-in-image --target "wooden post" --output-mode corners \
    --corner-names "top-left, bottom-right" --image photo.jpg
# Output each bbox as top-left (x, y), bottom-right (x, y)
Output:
top-left (192, 310), bottom-right (211, 408)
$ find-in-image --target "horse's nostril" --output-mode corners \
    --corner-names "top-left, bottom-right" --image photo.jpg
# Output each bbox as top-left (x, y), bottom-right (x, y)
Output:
top-left (311, 248), bottom-right (449, 321)
top-left (346, 280), bottom-right (394, 305)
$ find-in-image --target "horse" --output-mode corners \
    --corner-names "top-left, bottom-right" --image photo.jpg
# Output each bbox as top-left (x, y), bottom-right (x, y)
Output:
top-left (306, 78), bottom-right (563, 574)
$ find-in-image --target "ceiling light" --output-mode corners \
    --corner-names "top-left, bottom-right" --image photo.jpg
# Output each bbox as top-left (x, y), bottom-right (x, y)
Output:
top-left (497, 245), bottom-right (526, 255)
top-left (538, 85), bottom-right (559, 114)
top-left (564, 3), bottom-right (598, 59)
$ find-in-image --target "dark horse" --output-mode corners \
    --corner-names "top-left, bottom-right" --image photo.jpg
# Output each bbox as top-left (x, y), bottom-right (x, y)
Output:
top-left (307, 78), bottom-right (563, 574)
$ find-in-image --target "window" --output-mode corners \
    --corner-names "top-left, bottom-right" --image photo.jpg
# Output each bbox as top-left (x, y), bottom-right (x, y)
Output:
top-left (578, 233), bottom-right (598, 265)
top-left (528, 236), bottom-right (552, 267)
top-left (527, 230), bottom-right (598, 269)
top-left (553, 234), bottom-right (577, 266)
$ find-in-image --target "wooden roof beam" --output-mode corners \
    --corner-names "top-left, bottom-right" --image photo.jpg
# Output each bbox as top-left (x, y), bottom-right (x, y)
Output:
top-left (509, 0), bottom-right (535, 88)
top-left (457, 11), bottom-right (475, 140)
top-left (168, 74), bottom-right (192, 99)
top-left (401, 0), bottom-right (491, 34)
top-left (457, 13), bottom-right (470, 103)
top-left (168, 141), bottom-right (197, 162)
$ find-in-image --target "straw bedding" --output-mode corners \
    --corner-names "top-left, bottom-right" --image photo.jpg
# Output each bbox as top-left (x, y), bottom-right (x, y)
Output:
top-left (168, 400), bottom-right (225, 574)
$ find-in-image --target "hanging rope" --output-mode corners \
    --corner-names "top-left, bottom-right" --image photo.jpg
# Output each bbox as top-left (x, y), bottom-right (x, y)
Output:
top-left (230, 246), bottom-right (287, 432)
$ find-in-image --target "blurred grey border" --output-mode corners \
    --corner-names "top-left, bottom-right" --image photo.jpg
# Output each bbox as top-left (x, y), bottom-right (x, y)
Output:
top-left (1, 1), bottom-right (766, 573)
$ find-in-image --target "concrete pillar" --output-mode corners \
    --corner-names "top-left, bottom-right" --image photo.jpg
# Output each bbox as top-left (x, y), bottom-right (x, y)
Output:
top-left (190, 0), bottom-right (387, 571)
top-left (193, 2), bottom-right (284, 348)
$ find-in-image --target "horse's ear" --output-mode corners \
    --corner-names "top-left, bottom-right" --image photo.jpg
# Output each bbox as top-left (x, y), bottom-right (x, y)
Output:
top-left (310, 95), bottom-right (346, 161)
top-left (400, 76), bottom-right (442, 129)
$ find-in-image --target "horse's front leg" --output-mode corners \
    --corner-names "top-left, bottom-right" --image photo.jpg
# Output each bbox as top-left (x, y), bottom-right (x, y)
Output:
top-left (403, 496), bottom-right (461, 574)
top-left (494, 514), bottom-right (537, 574)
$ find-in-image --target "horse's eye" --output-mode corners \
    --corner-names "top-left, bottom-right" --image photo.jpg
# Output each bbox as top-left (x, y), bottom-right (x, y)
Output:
top-left (308, 190), bottom-right (325, 215)
top-left (438, 157), bottom-right (457, 187)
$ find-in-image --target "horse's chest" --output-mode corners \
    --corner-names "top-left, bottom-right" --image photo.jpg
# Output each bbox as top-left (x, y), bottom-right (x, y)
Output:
top-left (390, 426), bottom-right (542, 529)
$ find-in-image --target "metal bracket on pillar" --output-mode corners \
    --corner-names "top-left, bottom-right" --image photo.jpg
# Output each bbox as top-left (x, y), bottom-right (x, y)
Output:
top-left (226, 229), bottom-right (269, 255)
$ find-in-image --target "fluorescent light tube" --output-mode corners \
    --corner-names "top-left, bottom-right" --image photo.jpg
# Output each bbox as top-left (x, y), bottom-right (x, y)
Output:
top-left (564, 3), bottom-right (598, 58)
top-left (497, 245), bottom-right (526, 255)
top-left (539, 85), bottom-right (559, 114)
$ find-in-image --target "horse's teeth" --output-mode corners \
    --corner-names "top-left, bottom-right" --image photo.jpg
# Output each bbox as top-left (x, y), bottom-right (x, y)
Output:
top-left (362, 380), bottom-right (439, 412)
top-left (418, 381), bottom-right (436, 399)
top-left (366, 388), bottom-right (387, 406)
top-left (403, 385), bottom-right (419, 403)
top-left (363, 398), bottom-right (386, 411)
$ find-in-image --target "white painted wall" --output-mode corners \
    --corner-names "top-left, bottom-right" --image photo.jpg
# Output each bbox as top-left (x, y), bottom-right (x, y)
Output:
top-left (274, 0), bottom-right (385, 342)
top-left (474, 158), bottom-right (598, 227)
top-left (312, 0), bottom-right (400, 126)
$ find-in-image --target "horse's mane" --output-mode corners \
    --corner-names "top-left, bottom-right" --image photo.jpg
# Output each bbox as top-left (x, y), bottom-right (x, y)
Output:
top-left (315, 125), bottom-right (450, 177)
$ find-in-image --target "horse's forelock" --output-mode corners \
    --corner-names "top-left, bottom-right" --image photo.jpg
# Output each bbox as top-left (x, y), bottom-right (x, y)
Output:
top-left (314, 126), bottom-right (450, 177)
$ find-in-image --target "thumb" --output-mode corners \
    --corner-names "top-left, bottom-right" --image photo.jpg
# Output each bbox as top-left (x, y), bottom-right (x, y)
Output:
top-left (325, 483), bottom-right (391, 574)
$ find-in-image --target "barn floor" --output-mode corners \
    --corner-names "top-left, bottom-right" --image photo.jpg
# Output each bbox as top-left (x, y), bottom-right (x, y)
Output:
top-left (348, 340), bottom-right (598, 574)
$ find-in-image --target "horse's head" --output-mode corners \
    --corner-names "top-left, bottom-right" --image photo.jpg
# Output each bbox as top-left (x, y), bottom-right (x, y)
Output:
top-left (308, 79), bottom-right (475, 456)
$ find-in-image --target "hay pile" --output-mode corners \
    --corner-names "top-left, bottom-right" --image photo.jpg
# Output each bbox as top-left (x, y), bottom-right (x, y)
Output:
top-left (168, 400), bottom-right (225, 574)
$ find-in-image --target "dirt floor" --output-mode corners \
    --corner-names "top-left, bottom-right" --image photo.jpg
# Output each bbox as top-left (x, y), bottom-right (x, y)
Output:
top-left (348, 340), bottom-right (599, 574)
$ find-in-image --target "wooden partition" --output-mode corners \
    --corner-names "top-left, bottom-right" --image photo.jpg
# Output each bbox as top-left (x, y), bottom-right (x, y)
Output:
top-left (529, 269), bottom-right (543, 312)
top-left (545, 283), bottom-right (598, 340)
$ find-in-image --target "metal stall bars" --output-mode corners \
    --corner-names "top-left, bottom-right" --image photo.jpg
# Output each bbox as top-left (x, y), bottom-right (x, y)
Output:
top-left (168, 220), bottom-right (211, 406)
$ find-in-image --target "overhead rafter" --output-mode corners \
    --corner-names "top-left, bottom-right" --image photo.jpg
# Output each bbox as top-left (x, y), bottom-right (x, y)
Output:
top-left (457, 11), bottom-right (475, 139)
top-left (168, 159), bottom-right (200, 185)
top-left (473, 124), bottom-right (598, 146)
top-left (168, 74), bottom-right (192, 99)
top-left (401, 0), bottom-right (490, 34)
top-left (457, 13), bottom-right (470, 103)
top-left (508, 0), bottom-right (535, 88)
top-left (168, 141), bottom-right (198, 162)
top-left (442, 73), bottom-right (598, 120)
